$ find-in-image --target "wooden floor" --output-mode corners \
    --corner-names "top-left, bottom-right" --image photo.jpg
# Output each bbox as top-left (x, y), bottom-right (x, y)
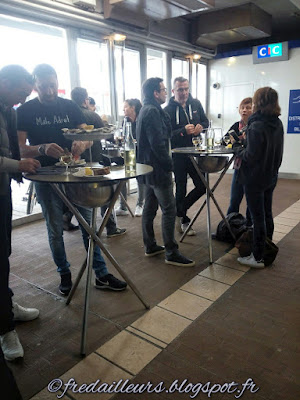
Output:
top-left (7, 174), bottom-right (300, 400)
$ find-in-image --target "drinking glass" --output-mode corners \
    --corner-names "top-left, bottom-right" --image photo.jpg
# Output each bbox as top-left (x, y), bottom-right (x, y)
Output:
top-left (223, 135), bottom-right (231, 146)
top-left (60, 156), bottom-right (70, 176)
top-left (214, 128), bottom-right (223, 148)
top-left (61, 160), bottom-right (70, 176)
top-left (192, 135), bottom-right (201, 149)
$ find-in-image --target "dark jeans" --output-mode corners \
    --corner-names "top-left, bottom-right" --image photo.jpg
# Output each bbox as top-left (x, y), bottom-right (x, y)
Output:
top-left (35, 182), bottom-right (108, 278)
top-left (119, 184), bottom-right (128, 211)
top-left (0, 347), bottom-right (22, 399)
top-left (244, 176), bottom-right (277, 261)
top-left (173, 156), bottom-right (206, 223)
top-left (100, 205), bottom-right (117, 235)
top-left (0, 190), bottom-right (14, 335)
top-left (64, 204), bottom-right (117, 235)
top-left (142, 183), bottom-right (178, 257)
top-left (227, 169), bottom-right (252, 225)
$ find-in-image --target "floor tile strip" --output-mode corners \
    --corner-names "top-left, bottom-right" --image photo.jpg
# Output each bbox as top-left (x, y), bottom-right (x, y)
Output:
top-left (30, 199), bottom-right (300, 399)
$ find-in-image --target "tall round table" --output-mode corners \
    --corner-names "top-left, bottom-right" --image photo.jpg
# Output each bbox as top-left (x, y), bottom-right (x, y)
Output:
top-left (172, 146), bottom-right (236, 264)
top-left (25, 163), bottom-right (152, 355)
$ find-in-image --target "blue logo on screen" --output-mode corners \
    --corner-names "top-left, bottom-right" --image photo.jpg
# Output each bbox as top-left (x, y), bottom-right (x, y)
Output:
top-left (258, 43), bottom-right (283, 58)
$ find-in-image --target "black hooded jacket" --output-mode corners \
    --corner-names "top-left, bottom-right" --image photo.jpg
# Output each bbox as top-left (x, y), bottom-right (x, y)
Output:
top-left (136, 98), bottom-right (173, 187)
top-left (233, 111), bottom-right (284, 188)
top-left (164, 94), bottom-right (209, 150)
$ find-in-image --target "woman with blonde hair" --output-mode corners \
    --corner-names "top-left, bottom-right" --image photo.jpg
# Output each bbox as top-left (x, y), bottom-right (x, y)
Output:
top-left (231, 87), bottom-right (284, 268)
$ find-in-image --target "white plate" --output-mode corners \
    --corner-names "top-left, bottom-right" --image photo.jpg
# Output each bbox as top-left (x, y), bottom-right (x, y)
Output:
top-left (72, 171), bottom-right (102, 179)
top-left (72, 167), bottom-right (110, 179)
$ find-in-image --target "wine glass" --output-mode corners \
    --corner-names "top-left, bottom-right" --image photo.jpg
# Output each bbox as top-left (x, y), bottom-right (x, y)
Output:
top-left (214, 128), bottom-right (223, 148)
top-left (192, 135), bottom-right (200, 149)
top-left (223, 135), bottom-right (231, 147)
top-left (60, 155), bottom-right (71, 175)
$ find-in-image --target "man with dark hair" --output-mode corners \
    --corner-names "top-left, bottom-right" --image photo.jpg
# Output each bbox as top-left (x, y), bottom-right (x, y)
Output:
top-left (0, 65), bottom-right (40, 361)
top-left (164, 77), bottom-right (209, 235)
top-left (136, 77), bottom-right (195, 267)
top-left (71, 86), bottom-right (126, 238)
top-left (88, 97), bottom-right (96, 112)
top-left (17, 64), bottom-right (127, 296)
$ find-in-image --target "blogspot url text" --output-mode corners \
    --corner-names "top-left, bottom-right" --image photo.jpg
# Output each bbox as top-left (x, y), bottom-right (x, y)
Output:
top-left (48, 377), bottom-right (260, 398)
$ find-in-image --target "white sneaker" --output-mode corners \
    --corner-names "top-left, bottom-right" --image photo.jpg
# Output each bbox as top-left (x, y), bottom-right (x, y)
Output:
top-left (13, 302), bottom-right (39, 322)
top-left (115, 207), bottom-right (129, 216)
top-left (181, 222), bottom-right (196, 236)
top-left (237, 253), bottom-right (265, 268)
top-left (135, 205), bottom-right (143, 217)
top-left (0, 330), bottom-right (24, 361)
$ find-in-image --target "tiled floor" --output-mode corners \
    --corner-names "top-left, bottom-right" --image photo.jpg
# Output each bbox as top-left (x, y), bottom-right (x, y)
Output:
top-left (6, 175), bottom-right (300, 400)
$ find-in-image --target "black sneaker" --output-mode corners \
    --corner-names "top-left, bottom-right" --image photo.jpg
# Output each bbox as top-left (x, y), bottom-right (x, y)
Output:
top-left (107, 228), bottom-right (126, 238)
top-left (59, 272), bottom-right (72, 295)
top-left (165, 252), bottom-right (195, 267)
top-left (95, 274), bottom-right (127, 291)
top-left (145, 245), bottom-right (165, 257)
top-left (63, 222), bottom-right (79, 231)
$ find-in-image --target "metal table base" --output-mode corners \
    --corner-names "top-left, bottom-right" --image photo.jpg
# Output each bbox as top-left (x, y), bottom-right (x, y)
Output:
top-left (172, 148), bottom-right (237, 264)
top-left (51, 181), bottom-right (150, 355)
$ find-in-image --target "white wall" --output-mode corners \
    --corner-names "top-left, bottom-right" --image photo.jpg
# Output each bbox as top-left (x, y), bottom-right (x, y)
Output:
top-left (208, 48), bottom-right (300, 175)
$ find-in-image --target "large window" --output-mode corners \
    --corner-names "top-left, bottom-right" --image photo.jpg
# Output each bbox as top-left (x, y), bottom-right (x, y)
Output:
top-left (192, 62), bottom-right (207, 111)
top-left (115, 46), bottom-right (141, 118)
top-left (77, 39), bottom-right (111, 117)
top-left (147, 48), bottom-right (167, 83)
top-left (0, 14), bottom-right (70, 219)
top-left (171, 58), bottom-right (189, 89)
top-left (0, 14), bottom-right (70, 95)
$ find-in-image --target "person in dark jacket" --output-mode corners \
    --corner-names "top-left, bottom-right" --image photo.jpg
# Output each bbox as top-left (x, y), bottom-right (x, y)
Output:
top-left (232, 87), bottom-right (284, 268)
top-left (0, 65), bottom-right (40, 362)
top-left (136, 77), bottom-right (195, 267)
top-left (226, 97), bottom-right (252, 225)
top-left (164, 77), bottom-right (209, 235)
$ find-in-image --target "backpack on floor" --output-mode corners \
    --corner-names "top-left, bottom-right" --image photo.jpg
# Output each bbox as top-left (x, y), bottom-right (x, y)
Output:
top-left (235, 229), bottom-right (279, 266)
top-left (215, 212), bottom-right (248, 243)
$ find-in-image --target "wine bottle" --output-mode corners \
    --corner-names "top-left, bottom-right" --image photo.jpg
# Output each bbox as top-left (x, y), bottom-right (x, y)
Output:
top-left (124, 121), bottom-right (136, 173)
top-left (206, 120), bottom-right (215, 151)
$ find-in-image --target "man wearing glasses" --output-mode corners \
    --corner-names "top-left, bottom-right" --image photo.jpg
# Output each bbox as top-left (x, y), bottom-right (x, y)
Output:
top-left (165, 77), bottom-right (209, 235)
top-left (136, 77), bottom-right (194, 267)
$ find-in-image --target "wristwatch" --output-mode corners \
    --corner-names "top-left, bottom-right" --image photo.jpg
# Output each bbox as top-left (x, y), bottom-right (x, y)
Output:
top-left (38, 144), bottom-right (46, 156)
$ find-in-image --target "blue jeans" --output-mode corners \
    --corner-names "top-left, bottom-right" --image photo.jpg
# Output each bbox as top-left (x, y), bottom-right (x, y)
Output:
top-left (35, 183), bottom-right (108, 278)
top-left (244, 176), bottom-right (277, 261)
top-left (227, 169), bottom-right (252, 225)
top-left (142, 183), bottom-right (178, 257)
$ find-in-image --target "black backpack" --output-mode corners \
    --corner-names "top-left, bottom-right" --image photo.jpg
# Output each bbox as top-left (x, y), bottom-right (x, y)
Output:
top-left (235, 229), bottom-right (279, 266)
top-left (216, 212), bottom-right (248, 243)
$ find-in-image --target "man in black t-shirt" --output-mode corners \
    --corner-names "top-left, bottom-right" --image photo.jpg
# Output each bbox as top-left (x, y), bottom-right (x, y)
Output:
top-left (17, 64), bottom-right (127, 295)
